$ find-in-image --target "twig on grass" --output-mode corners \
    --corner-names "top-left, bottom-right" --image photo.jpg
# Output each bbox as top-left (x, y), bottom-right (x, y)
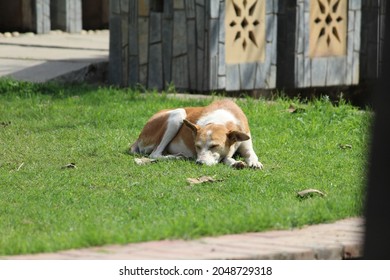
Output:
top-left (16, 162), bottom-right (24, 171)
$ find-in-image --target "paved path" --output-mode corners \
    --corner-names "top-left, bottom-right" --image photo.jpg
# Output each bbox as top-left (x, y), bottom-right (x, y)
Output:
top-left (4, 217), bottom-right (363, 260)
top-left (0, 31), bottom-right (108, 83)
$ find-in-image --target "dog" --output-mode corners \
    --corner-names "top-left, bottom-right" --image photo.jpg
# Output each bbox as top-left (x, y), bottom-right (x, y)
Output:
top-left (130, 99), bottom-right (263, 169)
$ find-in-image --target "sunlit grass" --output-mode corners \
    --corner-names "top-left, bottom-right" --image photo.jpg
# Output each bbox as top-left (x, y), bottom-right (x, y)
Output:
top-left (0, 79), bottom-right (371, 255)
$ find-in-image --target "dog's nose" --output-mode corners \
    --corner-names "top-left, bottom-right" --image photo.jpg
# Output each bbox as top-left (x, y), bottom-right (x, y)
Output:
top-left (196, 160), bottom-right (203, 165)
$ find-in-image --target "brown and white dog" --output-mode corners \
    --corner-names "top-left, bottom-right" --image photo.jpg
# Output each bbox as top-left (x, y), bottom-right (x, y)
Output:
top-left (130, 99), bottom-right (263, 169)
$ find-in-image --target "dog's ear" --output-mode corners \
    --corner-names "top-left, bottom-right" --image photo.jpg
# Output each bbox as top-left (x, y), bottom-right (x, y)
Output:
top-left (183, 119), bottom-right (200, 134)
top-left (227, 131), bottom-right (250, 143)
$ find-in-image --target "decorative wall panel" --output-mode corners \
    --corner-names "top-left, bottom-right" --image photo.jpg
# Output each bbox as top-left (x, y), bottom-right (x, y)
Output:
top-left (277, 0), bottom-right (362, 88)
top-left (309, 0), bottom-right (347, 57)
top-left (225, 0), bottom-right (266, 64)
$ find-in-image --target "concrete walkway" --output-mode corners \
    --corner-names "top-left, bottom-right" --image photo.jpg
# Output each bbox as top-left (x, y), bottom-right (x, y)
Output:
top-left (4, 217), bottom-right (363, 260)
top-left (0, 32), bottom-right (364, 260)
top-left (0, 31), bottom-right (109, 83)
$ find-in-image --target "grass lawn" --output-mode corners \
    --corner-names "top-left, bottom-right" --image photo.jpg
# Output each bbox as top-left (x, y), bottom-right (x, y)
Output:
top-left (0, 79), bottom-right (371, 256)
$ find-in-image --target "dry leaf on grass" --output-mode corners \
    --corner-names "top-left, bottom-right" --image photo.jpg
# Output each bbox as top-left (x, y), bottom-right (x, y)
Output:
top-left (297, 189), bottom-right (326, 198)
top-left (134, 157), bottom-right (157, 165)
top-left (62, 163), bottom-right (77, 169)
top-left (187, 176), bottom-right (223, 185)
top-left (338, 143), bottom-right (353, 149)
top-left (0, 121), bottom-right (11, 127)
top-left (287, 104), bottom-right (306, 114)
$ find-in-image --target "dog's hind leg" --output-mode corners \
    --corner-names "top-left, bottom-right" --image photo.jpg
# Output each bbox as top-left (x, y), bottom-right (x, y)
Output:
top-left (149, 108), bottom-right (187, 159)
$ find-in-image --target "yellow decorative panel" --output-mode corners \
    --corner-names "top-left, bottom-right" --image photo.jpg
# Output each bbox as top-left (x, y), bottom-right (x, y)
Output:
top-left (309, 0), bottom-right (347, 57)
top-left (225, 0), bottom-right (266, 64)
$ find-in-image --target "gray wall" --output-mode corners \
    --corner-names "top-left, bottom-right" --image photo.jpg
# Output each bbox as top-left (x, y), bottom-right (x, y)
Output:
top-left (0, 0), bottom-right (109, 34)
top-left (109, 0), bottom-right (278, 91)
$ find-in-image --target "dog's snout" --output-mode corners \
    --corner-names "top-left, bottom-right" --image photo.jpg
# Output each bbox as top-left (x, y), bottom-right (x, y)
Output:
top-left (196, 160), bottom-right (204, 165)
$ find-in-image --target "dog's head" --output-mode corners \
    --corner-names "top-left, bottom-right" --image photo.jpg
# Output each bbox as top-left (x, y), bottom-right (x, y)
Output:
top-left (183, 119), bottom-right (250, 166)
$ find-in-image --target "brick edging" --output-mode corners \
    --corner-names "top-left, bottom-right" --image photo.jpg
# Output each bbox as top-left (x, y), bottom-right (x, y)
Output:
top-left (3, 217), bottom-right (364, 260)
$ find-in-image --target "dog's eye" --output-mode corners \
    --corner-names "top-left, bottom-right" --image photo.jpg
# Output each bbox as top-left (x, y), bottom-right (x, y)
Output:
top-left (209, 144), bottom-right (219, 149)
top-left (195, 145), bottom-right (202, 150)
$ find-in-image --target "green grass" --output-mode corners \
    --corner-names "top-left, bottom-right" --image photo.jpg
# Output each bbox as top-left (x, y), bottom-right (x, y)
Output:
top-left (0, 79), bottom-right (371, 256)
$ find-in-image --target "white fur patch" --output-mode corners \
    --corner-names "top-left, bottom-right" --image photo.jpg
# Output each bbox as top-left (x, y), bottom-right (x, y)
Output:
top-left (196, 109), bottom-right (239, 126)
top-left (167, 138), bottom-right (194, 158)
top-left (150, 108), bottom-right (186, 158)
top-left (168, 108), bottom-right (186, 121)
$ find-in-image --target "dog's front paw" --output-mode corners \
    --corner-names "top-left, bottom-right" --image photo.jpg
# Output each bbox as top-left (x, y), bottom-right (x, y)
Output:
top-left (248, 160), bottom-right (263, 169)
top-left (233, 161), bottom-right (247, 169)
